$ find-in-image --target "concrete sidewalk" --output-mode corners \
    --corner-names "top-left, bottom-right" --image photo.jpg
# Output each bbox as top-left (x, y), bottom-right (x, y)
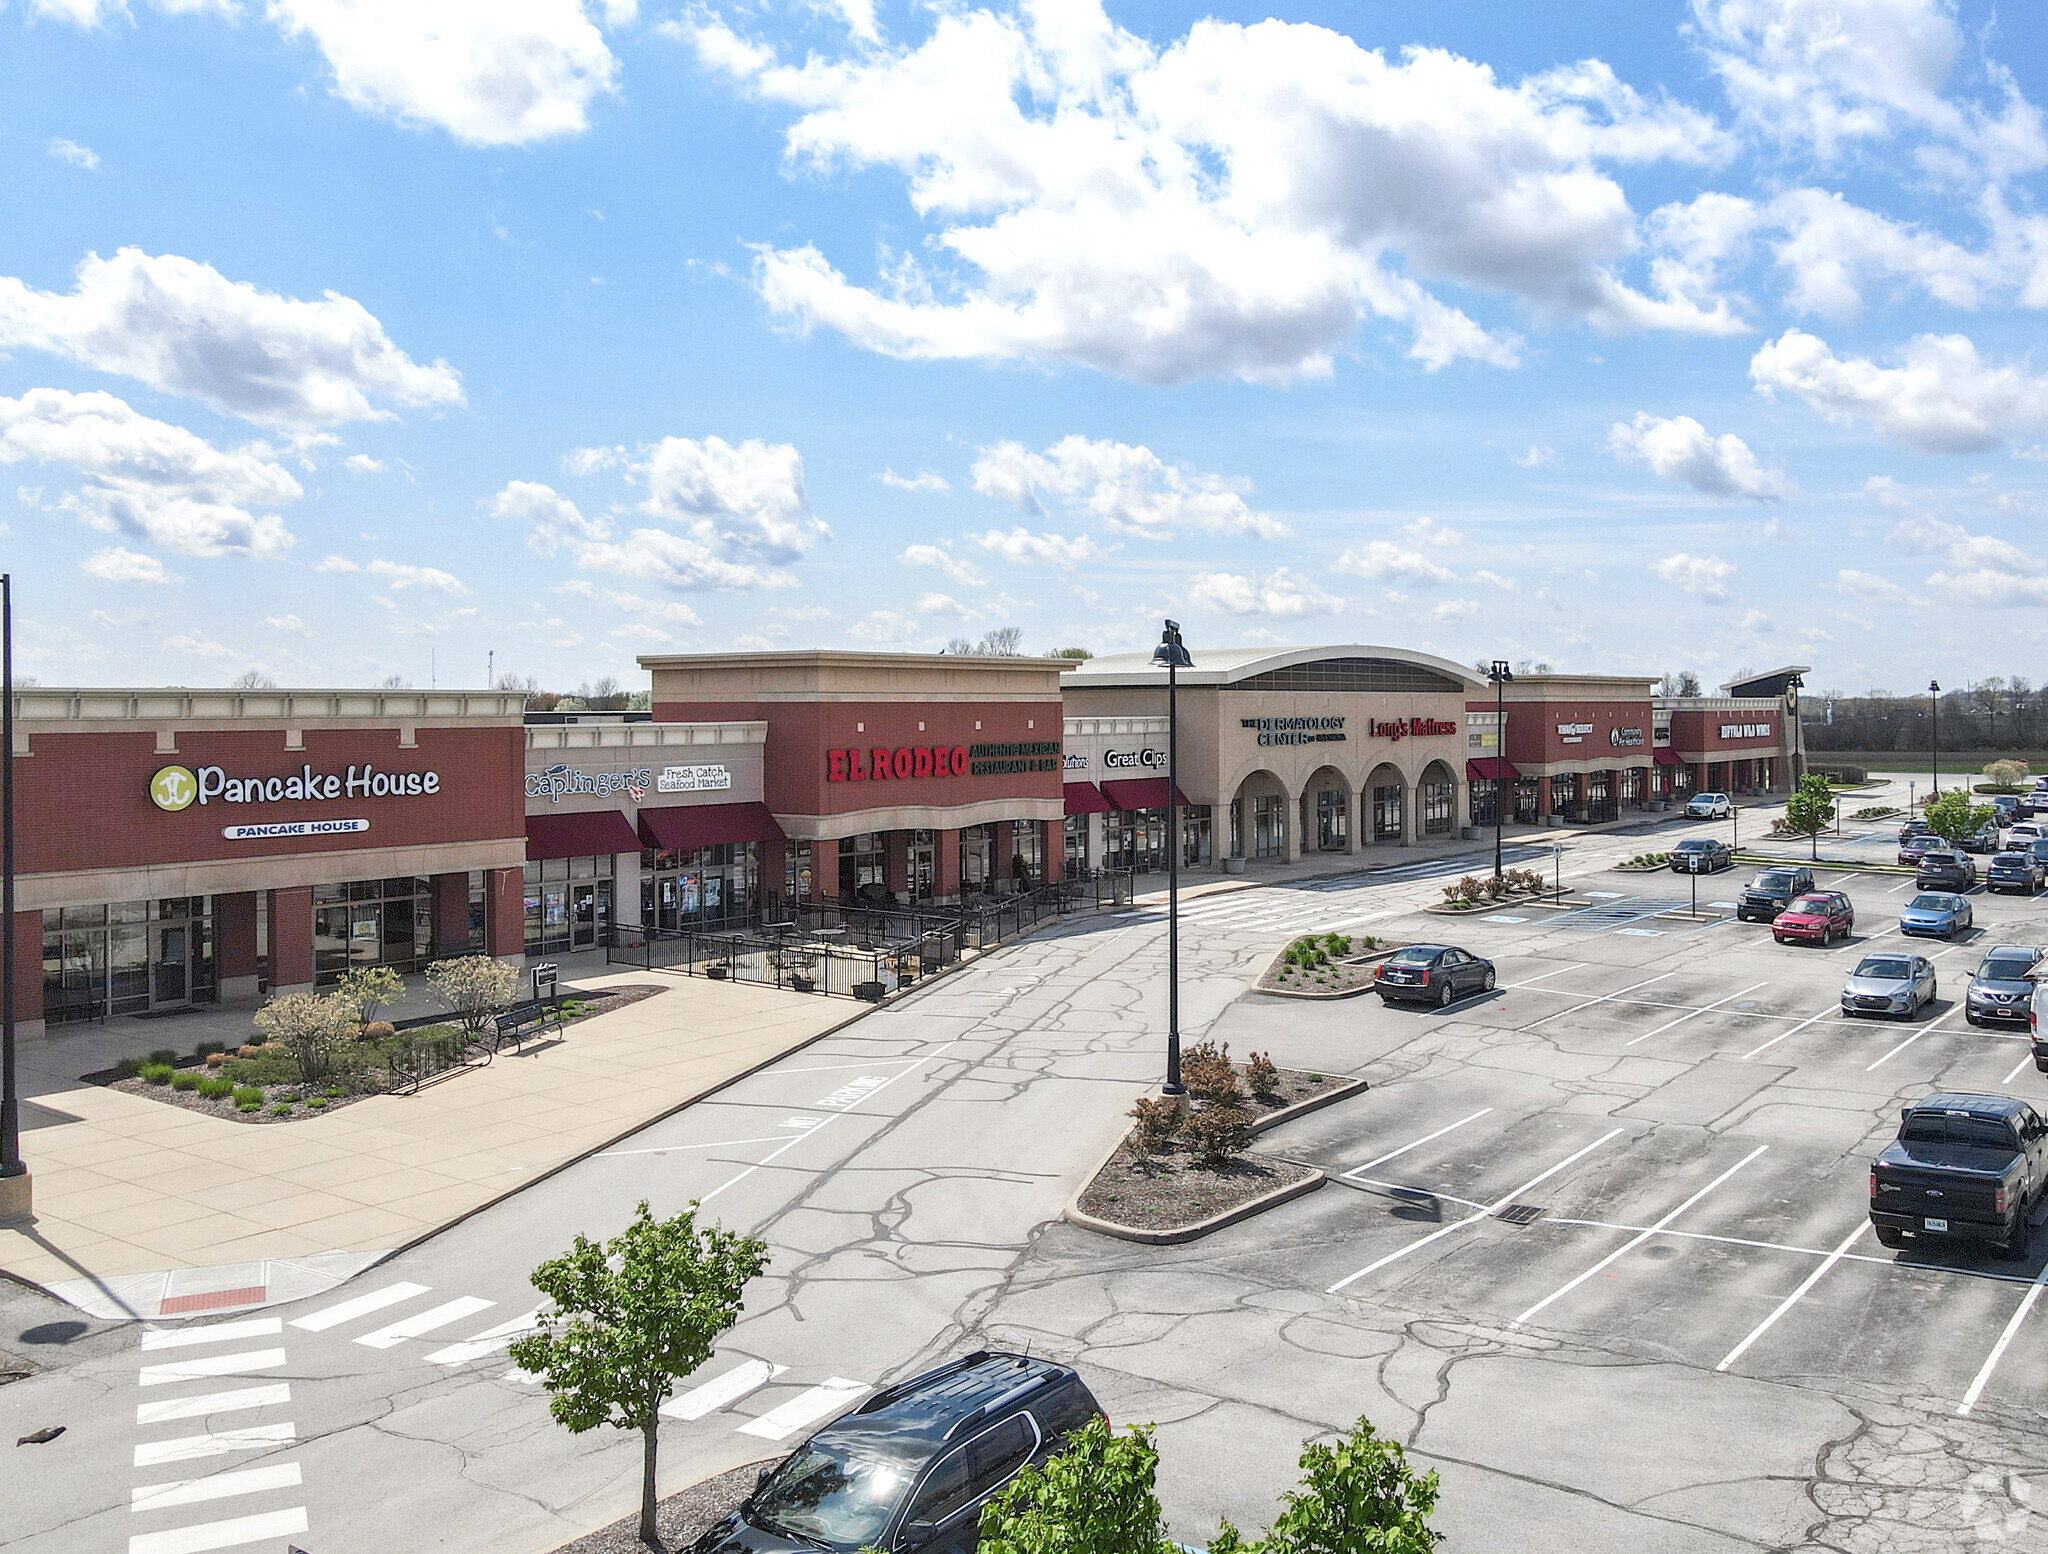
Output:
top-left (0, 968), bottom-right (855, 1311)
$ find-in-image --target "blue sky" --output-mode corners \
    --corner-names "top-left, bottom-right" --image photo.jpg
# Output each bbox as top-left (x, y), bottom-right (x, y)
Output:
top-left (4, 0), bottom-right (2047, 698)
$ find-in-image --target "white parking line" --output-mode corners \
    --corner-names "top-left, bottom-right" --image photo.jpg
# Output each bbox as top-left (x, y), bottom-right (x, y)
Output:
top-left (137, 1350), bottom-right (286, 1389)
top-left (354, 1296), bottom-right (495, 1350)
top-left (139, 1320), bottom-right (281, 1351)
top-left (1865, 1004), bottom-right (1964, 1071)
top-left (136, 1384), bottom-right (291, 1425)
top-left (599, 1134), bottom-right (812, 1159)
top-left (1327, 1130), bottom-right (1625, 1293)
top-left (131, 1463), bottom-right (303, 1513)
top-left (1716, 1221), bottom-right (1869, 1372)
top-left (735, 1378), bottom-right (870, 1440)
top-left (1342, 1108), bottom-right (1494, 1178)
top-left (1623, 981), bottom-right (1769, 1047)
top-left (2006, 1054), bottom-right (2035, 1084)
top-left (1500, 963), bottom-right (1588, 991)
top-left (1738, 1006), bottom-right (1839, 1061)
top-left (1520, 973), bottom-right (1676, 1033)
top-left (660, 1358), bottom-right (786, 1420)
top-left (127, 1506), bottom-right (308, 1554)
top-left (289, 1281), bottom-right (430, 1333)
top-left (1958, 1261), bottom-right (2048, 1416)
top-left (1510, 1146), bottom-right (1768, 1328)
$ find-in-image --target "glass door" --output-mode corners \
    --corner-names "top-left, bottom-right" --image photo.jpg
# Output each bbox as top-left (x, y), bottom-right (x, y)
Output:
top-left (1316, 790), bottom-right (1347, 850)
top-left (571, 883), bottom-right (597, 949)
top-left (150, 923), bottom-right (190, 1008)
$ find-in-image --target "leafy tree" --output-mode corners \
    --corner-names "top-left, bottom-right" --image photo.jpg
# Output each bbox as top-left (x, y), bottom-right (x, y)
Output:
top-left (1984, 758), bottom-right (2030, 789)
top-left (979, 1417), bottom-right (1175, 1554)
top-left (1782, 774), bottom-right (1837, 860)
top-left (252, 991), bottom-right (357, 1086)
top-left (510, 1201), bottom-right (769, 1549)
top-left (1923, 788), bottom-right (1994, 849)
top-left (333, 964), bottom-right (405, 1027)
top-left (425, 955), bottom-right (522, 1036)
top-left (1217, 1418), bottom-right (1440, 1554)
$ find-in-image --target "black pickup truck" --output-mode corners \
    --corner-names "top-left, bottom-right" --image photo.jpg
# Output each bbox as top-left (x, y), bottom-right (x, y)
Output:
top-left (1870, 1094), bottom-right (2048, 1257)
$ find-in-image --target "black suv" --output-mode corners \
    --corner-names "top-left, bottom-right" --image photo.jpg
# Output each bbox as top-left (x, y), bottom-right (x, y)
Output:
top-left (1967, 946), bottom-right (2040, 1028)
top-left (692, 1353), bottom-right (1102, 1554)
top-left (1737, 865), bottom-right (1815, 922)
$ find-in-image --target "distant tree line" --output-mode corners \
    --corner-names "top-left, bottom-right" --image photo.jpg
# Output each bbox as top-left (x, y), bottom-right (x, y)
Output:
top-left (494, 673), bottom-right (649, 712)
top-left (1805, 680), bottom-right (2044, 752)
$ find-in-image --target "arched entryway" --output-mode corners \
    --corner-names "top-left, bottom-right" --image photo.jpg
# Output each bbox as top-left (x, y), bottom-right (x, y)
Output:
top-left (1363, 762), bottom-right (1407, 846)
top-left (1416, 759), bottom-right (1459, 840)
top-left (1230, 770), bottom-right (1293, 863)
top-left (1301, 763), bottom-right (1354, 853)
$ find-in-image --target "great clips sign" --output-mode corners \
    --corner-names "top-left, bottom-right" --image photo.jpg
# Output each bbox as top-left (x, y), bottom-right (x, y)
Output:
top-left (827, 739), bottom-right (1061, 784)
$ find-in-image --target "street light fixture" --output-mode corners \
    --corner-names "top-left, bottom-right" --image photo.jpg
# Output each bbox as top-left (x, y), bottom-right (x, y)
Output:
top-left (1487, 661), bottom-right (1512, 880)
top-left (1151, 620), bottom-right (1192, 1098)
top-left (1929, 680), bottom-right (1941, 798)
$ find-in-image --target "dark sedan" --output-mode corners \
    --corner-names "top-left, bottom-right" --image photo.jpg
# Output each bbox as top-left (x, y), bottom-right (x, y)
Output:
top-left (1966, 946), bottom-right (2040, 1028)
top-left (1669, 837), bottom-right (1735, 873)
top-left (1916, 851), bottom-right (1977, 890)
top-left (1374, 944), bottom-right (1497, 1007)
top-left (1897, 833), bottom-right (1940, 866)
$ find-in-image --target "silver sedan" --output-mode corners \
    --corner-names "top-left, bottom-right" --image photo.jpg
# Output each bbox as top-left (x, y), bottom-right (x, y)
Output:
top-left (1841, 953), bottom-right (1938, 1018)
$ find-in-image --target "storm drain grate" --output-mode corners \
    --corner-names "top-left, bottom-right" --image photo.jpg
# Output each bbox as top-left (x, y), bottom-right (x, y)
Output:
top-left (1493, 1204), bottom-right (1548, 1226)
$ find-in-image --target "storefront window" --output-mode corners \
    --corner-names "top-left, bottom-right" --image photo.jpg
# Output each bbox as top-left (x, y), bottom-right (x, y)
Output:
top-left (960, 825), bottom-right (995, 891)
top-left (1181, 805), bottom-right (1212, 866)
top-left (644, 843), bottom-right (757, 931)
top-left (1103, 811), bottom-right (1169, 872)
top-left (1064, 816), bottom-right (1088, 877)
top-left (315, 877), bottom-right (432, 984)
top-left (1584, 771), bottom-right (1616, 824)
top-left (1468, 778), bottom-right (1500, 828)
top-left (1513, 778), bottom-right (1540, 825)
top-left (1371, 785), bottom-right (1403, 842)
top-left (1010, 822), bottom-right (1044, 886)
top-left (43, 898), bottom-right (212, 1023)
top-left (1315, 790), bottom-right (1347, 851)
top-left (1421, 780), bottom-right (1455, 836)
top-left (1253, 795), bottom-right (1286, 859)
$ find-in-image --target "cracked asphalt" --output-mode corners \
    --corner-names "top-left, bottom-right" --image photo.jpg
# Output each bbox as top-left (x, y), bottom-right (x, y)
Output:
top-left (6, 811), bottom-right (2048, 1552)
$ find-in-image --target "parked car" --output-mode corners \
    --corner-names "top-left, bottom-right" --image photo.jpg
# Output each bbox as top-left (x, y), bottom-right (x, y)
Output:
top-left (1987, 851), bottom-right (2046, 894)
top-left (1900, 891), bottom-right (1974, 939)
top-left (1897, 833), bottom-right (1940, 866)
top-left (1737, 865), bottom-right (1815, 923)
top-left (1967, 945), bottom-right (2039, 1028)
top-left (2008, 822), bottom-right (2046, 846)
top-left (688, 1352), bottom-right (1103, 1554)
top-left (1669, 837), bottom-right (1735, 873)
top-left (1842, 952), bottom-right (1938, 1018)
top-left (1899, 819), bottom-right (1937, 844)
top-left (1869, 1094), bottom-right (2048, 1257)
top-left (1374, 944), bottom-right (1496, 1007)
top-left (1686, 792), bottom-right (1732, 819)
top-left (1916, 851), bottom-right (1977, 890)
top-left (1960, 821), bottom-right (2004, 855)
top-left (1774, 891), bottom-right (1854, 945)
top-left (1992, 795), bottom-right (2022, 823)
top-left (2027, 837), bottom-right (2048, 869)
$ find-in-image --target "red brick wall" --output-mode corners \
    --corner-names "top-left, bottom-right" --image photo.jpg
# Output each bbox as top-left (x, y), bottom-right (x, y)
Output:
top-left (214, 892), bottom-right (260, 981)
top-left (270, 888), bottom-right (313, 988)
top-left (10, 910), bottom-right (41, 1026)
top-left (1494, 699), bottom-right (1654, 765)
top-left (1667, 708), bottom-right (1780, 755)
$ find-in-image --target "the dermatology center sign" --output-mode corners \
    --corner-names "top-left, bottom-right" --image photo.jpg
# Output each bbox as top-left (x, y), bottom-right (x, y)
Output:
top-left (148, 762), bottom-right (441, 839)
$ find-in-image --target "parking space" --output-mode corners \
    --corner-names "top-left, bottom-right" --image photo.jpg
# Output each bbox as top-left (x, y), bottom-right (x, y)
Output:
top-left (1221, 843), bottom-right (2048, 1424)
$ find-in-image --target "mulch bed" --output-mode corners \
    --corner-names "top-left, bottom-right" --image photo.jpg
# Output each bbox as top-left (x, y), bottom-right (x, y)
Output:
top-left (1241, 1068), bottom-right (1356, 1121)
top-left (81, 982), bottom-right (667, 1126)
top-left (550, 1460), bottom-right (770, 1554)
top-left (1077, 1138), bottom-right (1317, 1232)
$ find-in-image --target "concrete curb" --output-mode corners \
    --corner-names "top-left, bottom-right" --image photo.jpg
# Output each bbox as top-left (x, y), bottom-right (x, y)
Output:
top-left (1245, 1076), bottom-right (1371, 1135)
top-left (1253, 948), bottom-right (1399, 1001)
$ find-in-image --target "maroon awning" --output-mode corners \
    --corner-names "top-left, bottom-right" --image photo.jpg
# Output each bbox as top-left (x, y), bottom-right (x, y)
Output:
top-left (638, 801), bottom-right (786, 853)
top-left (1653, 748), bottom-right (1683, 766)
top-left (1466, 757), bottom-right (1520, 781)
top-left (1064, 782), bottom-right (1113, 815)
top-left (527, 809), bottom-right (645, 860)
top-left (1099, 777), bottom-right (1192, 811)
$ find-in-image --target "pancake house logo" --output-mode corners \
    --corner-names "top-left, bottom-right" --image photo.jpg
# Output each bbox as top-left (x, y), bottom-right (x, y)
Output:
top-left (149, 762), bottom-right (441, 811)
top-left (1366, 717), bottom-right (1457, 742)
top-left (826, 740), bottom-right (1061, 783)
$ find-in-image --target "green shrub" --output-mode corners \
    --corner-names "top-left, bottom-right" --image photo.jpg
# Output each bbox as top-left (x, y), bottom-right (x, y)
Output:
top-left (197, 1076), bottom-right (234, 1100)
top-left (978, 1417), bottom-right (1173, 1554)
top-left (324, 1085), bottom-right (346, 1098)
top-left (231, 1085), bottom-right (264, 1108)
top-left (140, 1063), bottom-right (176, 1086)
top-left (148, 1048), bottom-right (179, 1066)
top-left (225, 1048), bottom-right (298, 1086)
top-left (195, 1040), bottom-right (226, 1058)
top-left (170, 1070), bottom-right (200, 1092)
top-left (1182, 1103), bottom-right (1253, 1166)
top-left (114, 1055), bottom-right (145, 1079)
top-left (236, 1099), bottom-right (262, 1113)
top-left (307, 1096), bottom-right (328, 1110)
top-left (272, 1102), bottom-right (294, 1117)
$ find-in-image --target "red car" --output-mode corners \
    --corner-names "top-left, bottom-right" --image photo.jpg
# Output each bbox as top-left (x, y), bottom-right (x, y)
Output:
top-left (1775, 891), bottom-right (1854, 945)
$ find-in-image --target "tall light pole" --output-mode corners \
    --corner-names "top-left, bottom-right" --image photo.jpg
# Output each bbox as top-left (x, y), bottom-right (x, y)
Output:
top-left (1, 573), bottom-right (23, 1217)
top-left (1929, 680), bottom-right (1941, 797)
top-left (1488, 661), bottom-right (1512, 880)
top-left (1152, 620), bottom-right (1192, 1098)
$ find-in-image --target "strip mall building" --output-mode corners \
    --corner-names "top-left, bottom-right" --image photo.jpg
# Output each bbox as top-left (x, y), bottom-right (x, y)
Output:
top-left (8, 647), bottom-right (1799, 1036)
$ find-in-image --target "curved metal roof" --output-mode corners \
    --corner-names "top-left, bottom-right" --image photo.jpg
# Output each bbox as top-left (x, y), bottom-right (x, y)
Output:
top-left (1060, 643), bottom-right (1484, 691)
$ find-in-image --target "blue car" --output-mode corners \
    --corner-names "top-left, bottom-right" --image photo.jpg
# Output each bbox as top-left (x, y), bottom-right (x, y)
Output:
top-left (1900, 891), bottom-right (1974, 939)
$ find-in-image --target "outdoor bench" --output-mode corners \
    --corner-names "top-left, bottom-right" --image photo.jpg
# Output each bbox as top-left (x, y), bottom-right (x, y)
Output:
top-left (492, 1000), bottom-right (565, 1052)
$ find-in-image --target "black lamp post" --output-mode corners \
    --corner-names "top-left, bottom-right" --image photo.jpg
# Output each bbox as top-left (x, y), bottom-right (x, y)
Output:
top-left (1151, 620), bottom-right (1192, 1098)
top-left (1929, 680), bottom-right (1941, 797)
top-left (1488, 661), bottom-right (1512, 879)
top-left (1, 572), bottom-right (21, 1213)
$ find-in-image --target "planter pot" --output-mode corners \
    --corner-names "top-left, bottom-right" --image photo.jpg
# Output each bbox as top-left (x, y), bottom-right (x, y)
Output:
top-left (852, 981), bottom-right (885, 1002)
top-left (789, 975), bottom-right (816, 993)
top-left (1223, 856), bottom-right (1248, 874)
top-left (704, 965), bottom-right (730, 980)
top-left (1544, 815), bottom-right (1565, 828)
top-left (1461, 826), bottom-right (1482, 841)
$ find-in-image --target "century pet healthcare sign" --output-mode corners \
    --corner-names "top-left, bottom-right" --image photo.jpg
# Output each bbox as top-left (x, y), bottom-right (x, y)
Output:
top-left (150, 762), bottom-right (440, 811)
top-left (826, 740), bottom-right (1061, 782)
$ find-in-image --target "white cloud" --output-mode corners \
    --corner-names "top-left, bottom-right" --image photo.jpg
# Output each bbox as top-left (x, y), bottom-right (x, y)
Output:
top-left (916, 591), bottom-right (980, 621)
top-left (1649, 551), bottom-right (1736, 599)
top-left (607, 621), bottom-right (677, 645)
top-left (1332, 541), bottom-right (1454, 584)
top-left (0, 388), bottom-right (297, 556)
top-left (0, 249), bottom-right (463, 431)
top-left (367, 558), bottom-right (468, 594)
top-left (770, 603), bottom-right (834, 621)
top-left (1510, 444), bottom-right (1557, 468)
top-left (489, 479), bottom-right (613, 555)
top-left (1751, 328), bottom-right (2048, 453)
top-left (1884, 515), bottom-right (2048, 607)
top-left (162, 628), bottom-right (235, 660)
top-left (847, 609), bottom-right (923, 646)
top-left (637, 436), bottom-right (828, 561)
top-left (81, 546), bottom-right (178, 584)
top-left (1430, 598), bottom-right (1481, 621)
top-left (314, 554), bottom-right (359, 573)
top-left (1402, 516), bottom-right (1464, 546)
top-left (1185, 567), bottom-right (1343, 617)
top-left (879, 467), bottom-right (951, 493)
top-left (343, 453), bottom-right (386, 475)
top-left (1833, 568), bottom-right (1913, 604)
top-left (1607, 411), bottom-right (1789, 499)
top-left (557, 578), bottom-right (705, 627)
top-left (47, 138), bottom-right (99, 170)
top-left (1472, 569), bottom-right (1520, 592)
top-left (900, 542), bottom-right (984, 586)
top-left (971, 436), bottom-right (1284, 539)
top-left (261, 613), bottom-right (314, 636)
top-left (970, 527), bottom-right (1105, 567)
top-left (562, 444), bottom-right (626, 476)
top-left (702, 3), bottom-right (1734, 386)
top-left (572, 530), bottom-right (785, 591)
top-left (267, 0), bottom-right (620, 147)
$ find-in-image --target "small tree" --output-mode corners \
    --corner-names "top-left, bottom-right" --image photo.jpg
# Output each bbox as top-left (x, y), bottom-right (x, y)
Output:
top-left (1985, 758), bottom-right (2030, 789)
top-left (1923, 788), bottom-right (1994, 849)
top-left (510, 1201), bottom-right (769, 1549)
top-left (333, 964), bottom-right (405, 1027)
top-left (1128, 1097), bottom-right (1181, 1160)
top-left (1181, 1104), bottom-right (1253, 1167)
top-left (1254, 1417), bottom-right (1442, 1554)
top-left (978, 1417), bottom-right (1175, 1554)
top-left (252, 991), bottom-right (356, 1087)
top-left (425, 955), bottom-right (522, 1036)
top-left (1782, 773), bottom-right (1838, 861)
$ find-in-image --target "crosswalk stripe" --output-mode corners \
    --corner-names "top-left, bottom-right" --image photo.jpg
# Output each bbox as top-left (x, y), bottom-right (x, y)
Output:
top-left (140, 1320), bottom-right (282, 1351)
top-left (354, 1296), bottom-right (495, 1349)
top-left (735, 1378), bottom-right (869, 1440)
top-left (660, 1359), bottom-right (784, 1421)
top-left (132, 1424), bottom-right (295, 1468)
top-left (289, 1281), bottom-right (430, 1333)
top-left (138, 1350), bottom-right (286, 1388)
top-left (128, 1506), bottom-right (309, 1554)
top-left (136, 1385), bottom-right (291, 1425)
top-left (425, 1309), bottom-right (546, 1366)
top-left (131, 1463), bottom-right (304, 1513)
